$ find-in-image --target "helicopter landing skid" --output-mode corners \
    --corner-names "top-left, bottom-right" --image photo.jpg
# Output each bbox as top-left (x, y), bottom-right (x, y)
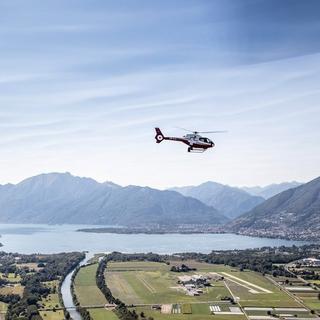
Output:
top-left (188, 147), bottom-right (205, 153)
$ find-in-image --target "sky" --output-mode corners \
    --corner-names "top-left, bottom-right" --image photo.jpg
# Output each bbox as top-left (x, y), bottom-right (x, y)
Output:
top-left (0, 0), bottom-right (320, 189)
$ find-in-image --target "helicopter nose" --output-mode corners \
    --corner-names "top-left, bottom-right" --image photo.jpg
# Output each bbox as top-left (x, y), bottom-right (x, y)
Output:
top-left (211, 142), bottom-right (215, 147)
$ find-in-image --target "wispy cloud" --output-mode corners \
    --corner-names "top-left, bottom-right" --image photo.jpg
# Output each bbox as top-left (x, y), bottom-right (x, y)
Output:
top-left (0, 0), bottom-right (319, 186)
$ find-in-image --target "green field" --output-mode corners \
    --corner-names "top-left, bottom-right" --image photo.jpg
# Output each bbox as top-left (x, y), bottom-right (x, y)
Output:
top-left (74, 263), bottom-right (107, 306)
top-left (88, 308), bottom-right (118, 320)
top-left (245, 309), bottom-right (317, 319)
top-left (0, 284), bottom-right (24, 296)
top-left (181, 304), bottom-right (192, 314)
top-left (39, 294), bottom-right (61, 310)
top-left (108, 261), bottom-right (169, 271)
top-left (295, 292), bottom-right (320, 311)
top-left (42, 280), bottom-right (59, 290)
top-left (105, 260), bottom-right (320, 320)
top-left (130, 305), bottom-right (246, 320)
top-left (0, 302), bottom-right (7, 313)
top-left (106, 261), bottom-right (233, 305)
top-left (225, 271), bottom-right (301, 307)
top-left (106, 260), bottom-right (301, 309)
top-left (40, 310), bottom-right (64, 320)
top-left (105, 259), bottom-right (313, 320)
top-left (0, 273), bottom-right (21, 283)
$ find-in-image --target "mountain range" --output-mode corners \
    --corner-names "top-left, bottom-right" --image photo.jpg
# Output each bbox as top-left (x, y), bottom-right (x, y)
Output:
top-left (170, 182), bottom-right (264, 219)
top-left (0, 172), bottom-right (318, 240)
top-left (230, 176), bottom-right (320, 239)
top-left (0, 173), bottom-right (226, 226)
top-left (242, 181), bottom-right (302, 199)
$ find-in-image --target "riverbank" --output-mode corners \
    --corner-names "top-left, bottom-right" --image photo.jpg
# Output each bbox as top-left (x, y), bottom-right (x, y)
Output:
top-left (70, 259), bottom-right (117, 320)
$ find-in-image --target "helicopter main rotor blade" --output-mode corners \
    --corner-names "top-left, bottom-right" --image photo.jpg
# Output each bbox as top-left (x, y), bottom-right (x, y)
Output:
top-left (174, 126), bottom-right (194, 132)
top-left (198, 130), bottom-right (228, 134)
top-left (175, 127), bottom-right (228, 134)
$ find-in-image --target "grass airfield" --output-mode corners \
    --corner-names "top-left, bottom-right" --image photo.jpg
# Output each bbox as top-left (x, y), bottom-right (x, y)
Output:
top-left (105, 260), bottom-right (318, 319)
top-left (72, 260), bottom-right (319, 319)
top-left (224, 271), bottom-right (301, 308)
top-left (106, 261), bottom-right (232, 305)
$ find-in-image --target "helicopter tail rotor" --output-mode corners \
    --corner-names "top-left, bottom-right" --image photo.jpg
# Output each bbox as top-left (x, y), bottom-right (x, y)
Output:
top-left (155, 127), bottom-right (165, 143)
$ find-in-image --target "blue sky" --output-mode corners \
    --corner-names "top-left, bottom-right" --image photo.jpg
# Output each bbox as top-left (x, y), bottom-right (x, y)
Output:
top-left (1, 0), bottom-right (320, 188)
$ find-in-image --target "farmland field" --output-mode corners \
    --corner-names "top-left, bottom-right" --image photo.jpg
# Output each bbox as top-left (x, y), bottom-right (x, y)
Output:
top-left (0, 273), bottom-right (21, 283)
top-left (88, 308), bottom-right (118, 320)
top-left (0, 284), bottom-right (24, 296)
top-left (224, 271), bottom-right (301, 307)
top-left (294, 292), bottom-right (320, 311)
top-left (106, 261), bottom-right (300, 308)
top-left (106, 261), bottom-right (231, 304)
top-left (39, 293), bottom-right (62, 310)
top-left (105, 260), bottom-right (314, 320)
top-left (130, 305), bottom-right (246, 320)
top-left (0, 302), bottom-right (7, 313)
top-left (40, 310), bottom-right (64, 320)
top-left (74, 263), bottom-right (107, 306)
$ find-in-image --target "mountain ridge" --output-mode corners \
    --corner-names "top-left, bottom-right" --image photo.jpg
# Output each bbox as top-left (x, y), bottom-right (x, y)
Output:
top-left (242, 181), bottom-right (303, 199)
top-left (170, 181), bottom-right (264, 219)
top-left (230, 176), bottom-right (320, 240)
top-left (0, 172), bottom-right (227, 226)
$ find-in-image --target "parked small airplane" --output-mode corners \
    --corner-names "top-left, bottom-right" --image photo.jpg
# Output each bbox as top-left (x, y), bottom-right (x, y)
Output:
top-left (155, 127), bottom-right (226, 153)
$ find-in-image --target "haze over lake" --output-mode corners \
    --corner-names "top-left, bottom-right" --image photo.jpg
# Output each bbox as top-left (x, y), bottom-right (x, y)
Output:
top-left (0, 224), bottom-right (307, 254)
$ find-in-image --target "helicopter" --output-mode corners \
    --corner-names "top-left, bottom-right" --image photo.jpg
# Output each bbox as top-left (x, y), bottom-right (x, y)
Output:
top-left (155, 127), bottom-right (226, 153)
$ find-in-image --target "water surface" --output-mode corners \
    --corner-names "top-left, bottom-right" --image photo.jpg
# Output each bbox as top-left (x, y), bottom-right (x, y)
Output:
top-left (0, 223), bottom-right (307, 254)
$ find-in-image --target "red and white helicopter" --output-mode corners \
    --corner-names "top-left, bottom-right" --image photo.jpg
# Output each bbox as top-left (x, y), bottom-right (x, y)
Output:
top-left (155, 127), bottom-right (226, 153)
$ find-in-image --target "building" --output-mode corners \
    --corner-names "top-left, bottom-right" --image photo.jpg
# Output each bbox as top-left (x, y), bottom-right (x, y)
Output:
top-left (301, 258), bottom-right (320, 267)
top-left (178, 274), bottom-right (210, 296)
top-left (178, 274), bottom-right (209, 286)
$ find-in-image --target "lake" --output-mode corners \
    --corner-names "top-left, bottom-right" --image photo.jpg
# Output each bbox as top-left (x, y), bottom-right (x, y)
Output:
top-left (0, 223), bottom-right (308, 254)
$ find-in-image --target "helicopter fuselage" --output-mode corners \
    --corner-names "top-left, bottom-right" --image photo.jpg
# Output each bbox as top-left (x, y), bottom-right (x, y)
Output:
top-left (155, 128), bottom-right (214, 152)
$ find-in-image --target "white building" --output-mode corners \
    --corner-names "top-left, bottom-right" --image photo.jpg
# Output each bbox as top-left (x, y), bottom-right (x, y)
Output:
top-left (301, 258), bottom-right (320, 267)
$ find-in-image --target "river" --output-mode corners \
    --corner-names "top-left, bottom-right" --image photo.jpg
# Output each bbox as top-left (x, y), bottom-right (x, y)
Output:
top-left (60, 253), bottom-right (94, 320)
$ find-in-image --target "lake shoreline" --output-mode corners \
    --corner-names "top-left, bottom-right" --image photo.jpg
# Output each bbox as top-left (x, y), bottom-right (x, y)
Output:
top-left (76, 226), bottom-right (316, 242)
top-left (77, 226), bottom-right (227, 235)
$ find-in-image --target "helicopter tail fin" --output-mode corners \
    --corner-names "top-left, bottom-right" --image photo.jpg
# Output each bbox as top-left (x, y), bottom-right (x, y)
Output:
top-left (155, 127), bottom-right (165, 143)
